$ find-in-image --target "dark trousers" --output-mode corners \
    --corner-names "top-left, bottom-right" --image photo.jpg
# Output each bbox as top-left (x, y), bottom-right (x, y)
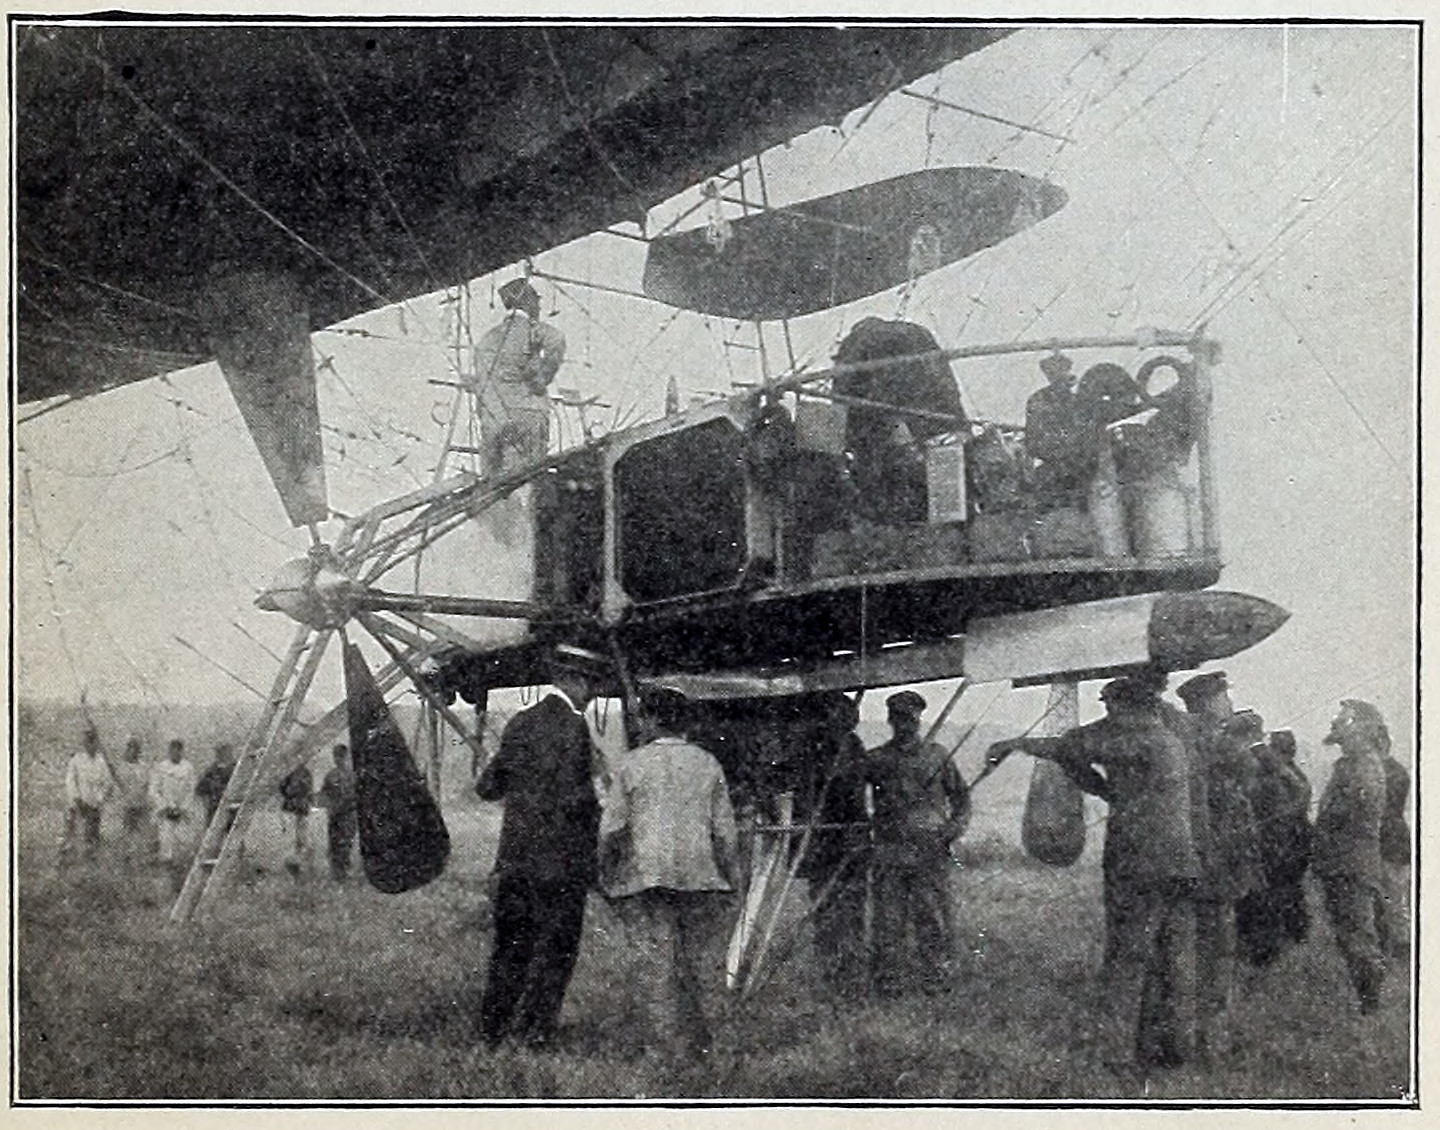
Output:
top-left (327, 812), bottom-right (356, 879)
top-left (873, 842), bottom-right (953, 993)
top-left (481, 874), bottom-right (588, 1045)
top-left (1322, 877), bottom-right (1385, 1009)
top-left (1104, 878), bottom-right (1196, 1069)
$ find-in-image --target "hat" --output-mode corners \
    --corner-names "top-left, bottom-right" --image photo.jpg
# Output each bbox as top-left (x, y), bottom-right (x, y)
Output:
top-left (1100, 676), bottom-right (1154, 706)
top-left (886, 690), bottom-right (927, 716)
top-left (1340, 698), bottom-right (1390, 751)
top-left (1039, 352), bottom-right (1074, 378)
top-left (550, 642), bottom-right (609, 676)
top-left (1226, 709), bottom-right (1265, 741)
top-left (1176, 670), bottom-right (1229, 706)
top-left (498, 278), bottom-right (540, 314)
top-left (641, 685), bottom-right (690, 731)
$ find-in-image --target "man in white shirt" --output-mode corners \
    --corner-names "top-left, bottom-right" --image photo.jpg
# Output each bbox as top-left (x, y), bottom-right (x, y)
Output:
top-left (600, 686), bottom-right (739, 1060)
top-left (148, 739), bottom-right (199, 893)
top-left (62, 727), bottom-right (115, 861)
top-left (470, 277), bottom-right (566, 478)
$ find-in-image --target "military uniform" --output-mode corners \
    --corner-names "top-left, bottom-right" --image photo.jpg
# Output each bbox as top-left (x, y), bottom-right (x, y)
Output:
top-left (1172, 672), bottom-right (1263, 1059)
top-left (1049, 697), bottom-right (1199, 1070)
top-left (1236, 739), bottom-right (1313, 965)
top-left (866, 692), bottom-right (970, 995)
top-left (1314, 743), bottom-right (1387, 1011)
top-left (477, 690), bottom-right (600, 1046)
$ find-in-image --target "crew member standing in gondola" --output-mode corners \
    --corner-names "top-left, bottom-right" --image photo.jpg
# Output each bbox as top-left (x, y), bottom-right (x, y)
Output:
top-left (477, 644), bottom-right (604, 1049)
top-left (471, 278), bottom-right (566, 478)
top-left (1025, 351), bottom-right (1096, 506)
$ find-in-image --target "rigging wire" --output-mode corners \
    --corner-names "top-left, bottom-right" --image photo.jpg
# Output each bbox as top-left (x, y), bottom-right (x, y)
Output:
top-left (1093, 53), bottom-right (1410, 485)
top-left (19, 468), bottom-right (89, 701)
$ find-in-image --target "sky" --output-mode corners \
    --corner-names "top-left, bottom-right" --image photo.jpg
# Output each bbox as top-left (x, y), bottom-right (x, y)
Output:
top-left (12, 23), bottom-right (1419, 755)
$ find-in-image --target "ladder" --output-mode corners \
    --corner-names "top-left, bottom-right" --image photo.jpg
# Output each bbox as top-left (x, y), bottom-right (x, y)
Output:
top-left (168, 627), bottom-right (421, 922)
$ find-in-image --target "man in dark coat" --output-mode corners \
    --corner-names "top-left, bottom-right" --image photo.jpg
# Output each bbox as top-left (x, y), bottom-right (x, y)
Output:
top-left (1376, 733), bottom-right (1411, 959)
top-left (1174, 670), bottom-right (1263, 1062)
top-left (866, 690), bottom-right (970, 997)
top-left (195, 743), bottom-right (237, 826)
top-left (476, 644), bottom-right (606, 1047)
top-left (794, 692), bottom-right (872, 998)
top-left (1314, 699), bottom-right (1390, 1013)
top-left (1025, 351), bottom-right (1097, 506)
top-left (991, 677), bottom-right (1199, 1076)
top-left (1237, 729), bottom-right (1312, 965)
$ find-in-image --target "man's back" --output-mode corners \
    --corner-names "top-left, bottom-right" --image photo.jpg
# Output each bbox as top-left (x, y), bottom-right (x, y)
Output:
top-left (1061, 711), bottom-right (1199, 887)
top-left (479, 694), bottom-right (599, 885)
top-left (601, 737), bottom-right (736, 897)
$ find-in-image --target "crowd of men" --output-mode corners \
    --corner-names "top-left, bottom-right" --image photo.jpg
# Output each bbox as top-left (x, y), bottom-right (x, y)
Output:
top-left (59, 730), bottom-right (359, 889)
top-left (988, 670), bottom-right (1410, 1077)
top-left (56, 646), bottom-right (1409, 1078)
top-left (475, 644), bottom-right (1409, 1076)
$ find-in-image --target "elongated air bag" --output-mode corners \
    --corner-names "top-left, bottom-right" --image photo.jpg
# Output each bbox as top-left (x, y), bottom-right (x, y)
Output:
top-left (1022, 757), bottom-right (1085, 865)
top-left (343, 641), bottom-right (450, 892)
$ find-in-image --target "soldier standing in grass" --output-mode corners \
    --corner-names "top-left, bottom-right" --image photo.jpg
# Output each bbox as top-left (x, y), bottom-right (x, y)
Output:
top-left (279, 761), bottom-right (315, 876)
top-left (599, 686), bottom-right (739, 1060)
top-left (866, 690), bottom-right (970, 997)
top-left (114, 737), bottom-right (153, 866)
top-left (319, 743), bottom-right (358, 881)
top-left (989, 676), bottom-right (1199, 1076)
top-left (148, 739), bottom-right (199, 894)
top-left (195, 743), bottom-right (237, 827)
top-left (1174, 670), bottom-right (1263, 1062)
top-left (1313, 699), bottom-right (1389, 1014)
top-left (1375, 730), bottom-right (1411, 960)
top-left (795, 692), bottom-right (873, 999)
top-left (62, 726), bottom-right (115, 862)
top-left (476, 644), bottom-right (605, 1049)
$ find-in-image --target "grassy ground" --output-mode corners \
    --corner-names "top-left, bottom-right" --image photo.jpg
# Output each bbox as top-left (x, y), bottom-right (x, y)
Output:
top-left (14, 742), bottom-right (1414, 1102)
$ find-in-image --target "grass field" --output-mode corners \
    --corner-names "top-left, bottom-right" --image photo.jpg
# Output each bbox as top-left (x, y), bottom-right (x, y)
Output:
top-left (14, 715), bottom-right (1414, 1103)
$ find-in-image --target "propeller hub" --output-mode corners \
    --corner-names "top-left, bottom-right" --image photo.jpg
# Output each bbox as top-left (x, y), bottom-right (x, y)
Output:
top-left (256, 547), bottom-right (356, 629)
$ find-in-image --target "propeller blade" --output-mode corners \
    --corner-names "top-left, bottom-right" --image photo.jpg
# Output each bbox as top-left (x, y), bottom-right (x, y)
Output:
top-left (342, 639), bottom-right (450, 893)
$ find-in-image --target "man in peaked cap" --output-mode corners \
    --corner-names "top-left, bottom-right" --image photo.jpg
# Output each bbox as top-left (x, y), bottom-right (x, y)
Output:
top-left (470, 276), bottom-right (567, 478)
top-left (989, 676), bottom-right (1199, 1077)
top-left (1174, 668), bottom-right (1262, 1062)
top-left (475, 643), bottom-right (607, 1048)
top-left (865, 690), bottom-right (971, 996)
top-left (1025, 350), bottom-right (1095, 506)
